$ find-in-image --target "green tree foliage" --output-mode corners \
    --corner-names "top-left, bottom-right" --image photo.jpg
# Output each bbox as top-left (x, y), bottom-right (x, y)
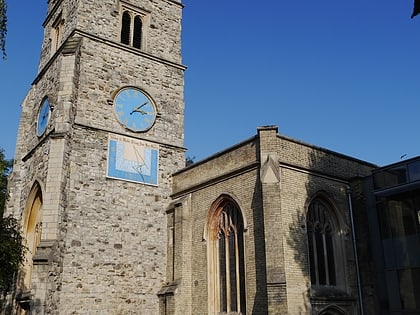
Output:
top-left (0, 148), bottom-right (25, 303)
top-left (0, 0), bottom-right (6, 59)
top-left (0, 148), bottom-right (12, 216)
top-left (0, 215), bottom-right (27, 297)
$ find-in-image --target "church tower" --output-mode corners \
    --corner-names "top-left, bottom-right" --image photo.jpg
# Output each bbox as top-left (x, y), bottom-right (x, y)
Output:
top-left (5, 0), bottom-right (185, 313)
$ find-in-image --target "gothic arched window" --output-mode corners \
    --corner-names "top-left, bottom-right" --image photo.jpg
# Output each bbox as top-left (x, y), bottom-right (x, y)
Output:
top-left (133, 16), bottom-right (142, 49)
top-left (120, 11), bottom-right (131, 45)
top-left (51, 14), bottom-right (64, 54)
top-left (22, 182), bottom-right (43, 289)
top-left (207, 196), bottom-right (246, 314)
top-left (120, 10), bottom-right (143, 49)
top-left (307, 197), bottom-right (337, 286)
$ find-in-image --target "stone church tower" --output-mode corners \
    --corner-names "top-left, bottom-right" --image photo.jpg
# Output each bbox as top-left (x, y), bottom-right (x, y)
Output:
top-left (5, 0), bottom-right (185, 313)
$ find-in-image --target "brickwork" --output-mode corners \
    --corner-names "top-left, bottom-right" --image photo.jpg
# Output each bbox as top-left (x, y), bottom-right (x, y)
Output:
top-left (168, 126), bottom-right (376, 314)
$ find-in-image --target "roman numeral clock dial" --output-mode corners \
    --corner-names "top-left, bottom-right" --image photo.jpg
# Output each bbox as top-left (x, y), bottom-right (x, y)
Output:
top-left (113, 87), bottom-right (157, 132)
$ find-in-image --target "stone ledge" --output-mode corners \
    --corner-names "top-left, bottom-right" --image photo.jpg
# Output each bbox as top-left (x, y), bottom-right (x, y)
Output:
top-left (157, 281), bottom-right (180, 296)
top-left (33, 240), bottom-right (56, 265)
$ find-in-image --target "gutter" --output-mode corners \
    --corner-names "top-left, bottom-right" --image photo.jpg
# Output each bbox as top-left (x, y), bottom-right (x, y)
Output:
top-left (346, 186), bottom-right (364, 315)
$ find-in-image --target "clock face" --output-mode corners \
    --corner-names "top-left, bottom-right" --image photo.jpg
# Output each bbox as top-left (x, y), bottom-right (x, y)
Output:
top-left (113, 87), bottom-right (157, 132)
top-left (37, 98), bottom-right (51, 137)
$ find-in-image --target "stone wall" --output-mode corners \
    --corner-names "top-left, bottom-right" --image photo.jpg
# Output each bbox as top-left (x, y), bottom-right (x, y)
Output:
top-left (167, 126), bottom-right (375, 314)
top-left (5, 0), bottom-right (185, 313)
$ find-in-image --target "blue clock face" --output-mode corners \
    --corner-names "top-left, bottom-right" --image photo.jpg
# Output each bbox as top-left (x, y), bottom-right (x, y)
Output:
top-left (37, 98), bottom-right (51, 137)
top-left (113, 87), bottom-right (157, 132)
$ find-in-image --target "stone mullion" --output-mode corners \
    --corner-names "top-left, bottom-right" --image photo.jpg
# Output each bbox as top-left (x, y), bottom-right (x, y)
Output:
top-left (225, 231), bottom-right (231, 313)
top-left (234, 231), bottom-right (241, 314)
top-left (214, 239), bottom-right (220, 313)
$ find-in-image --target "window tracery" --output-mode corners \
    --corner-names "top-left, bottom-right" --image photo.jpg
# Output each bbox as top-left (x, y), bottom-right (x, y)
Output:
top-left (307, 197), bottom-right (337, 286)
top-left (207, 197), bottom-right (246, 314)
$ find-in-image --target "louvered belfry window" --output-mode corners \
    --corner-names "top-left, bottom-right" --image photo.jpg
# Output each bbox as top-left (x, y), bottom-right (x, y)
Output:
top-left (120, 10), bottom-right (142, 49)
top-left (121, 11), bottom-right (131, 45)
top-left (133, 16), bottom-right (142, 49)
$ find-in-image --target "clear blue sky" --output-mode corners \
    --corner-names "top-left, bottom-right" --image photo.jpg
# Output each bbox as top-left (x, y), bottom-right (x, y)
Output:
top-left (1, 0), bottom-right (419, 166)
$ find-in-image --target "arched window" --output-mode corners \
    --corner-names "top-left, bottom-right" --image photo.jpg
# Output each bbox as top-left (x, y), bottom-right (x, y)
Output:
top-left (51, 14), bottom-right (64, 55)
top-left (120, 11), bottom-right (131, 45)
top-left (133, 16), bottom-right (142, 49)
top-left (22, 182), bottom-right (43, 289)
top-left (319, 305), bottom-right (347, 315)
top-left (207, 196), bottom-right (246, 314)
top-left (120, 10), bottom-right (143, 49)
top-left (307, 197), bottom-right (337, 286)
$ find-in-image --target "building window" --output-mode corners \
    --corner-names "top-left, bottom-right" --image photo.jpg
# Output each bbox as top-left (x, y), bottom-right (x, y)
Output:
top-left (51, 14), bottom-right (63, 54)
top-left (22, 182), bottom-right (43, 289)
top-left (307, 197), bottom-right (337, 286)
top-left (121, 11), bottom-right (131, 45)
top-left (133, 16), bottom-right (142, 49)
top-left (207, 196), bottom-right (246, 314)
top-left (319, 306), bottom-right (347, 315)
top-left (120, 10), bottom-right (143, 49)
top-left (376, 190), bottom-right (420, 311)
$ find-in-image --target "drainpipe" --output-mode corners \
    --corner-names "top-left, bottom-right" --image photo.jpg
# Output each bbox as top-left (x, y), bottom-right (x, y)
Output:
top-left (346, 185), bottom-right (364, 315)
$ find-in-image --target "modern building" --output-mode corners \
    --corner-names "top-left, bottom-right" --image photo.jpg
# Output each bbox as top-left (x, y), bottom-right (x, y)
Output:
top-left (3, 0), bottom-right (419, 314)
top-left (357, 157), bottom-right (420, 315)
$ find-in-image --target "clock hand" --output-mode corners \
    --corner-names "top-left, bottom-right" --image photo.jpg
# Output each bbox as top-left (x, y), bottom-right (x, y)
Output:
top-left (137, 109), bottom-right (152, 115)
top-left (130, 101), bottom-right (148, 115)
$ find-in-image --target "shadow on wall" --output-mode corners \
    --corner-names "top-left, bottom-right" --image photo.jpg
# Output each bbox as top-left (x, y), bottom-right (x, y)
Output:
top-left (250, 177), bottom-right (269, 314)
top-left (2, 277), bottom-right (43, 314)
top-left (287, 209), bottom-right (311, 314)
